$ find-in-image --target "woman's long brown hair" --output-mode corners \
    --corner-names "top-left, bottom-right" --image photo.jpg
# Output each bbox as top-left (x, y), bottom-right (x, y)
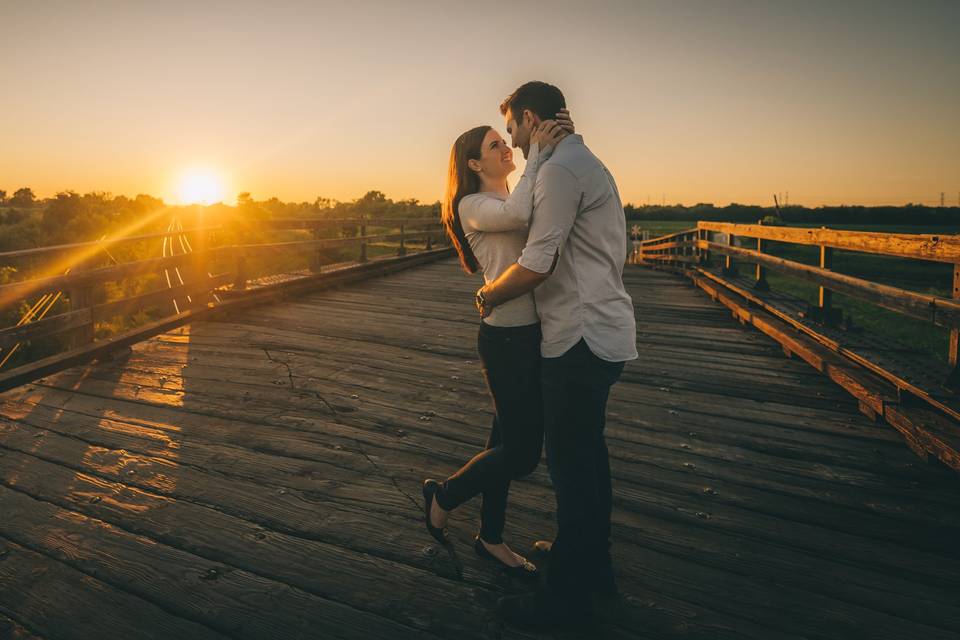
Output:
top-left (441, 125), bottom-right (490, 274)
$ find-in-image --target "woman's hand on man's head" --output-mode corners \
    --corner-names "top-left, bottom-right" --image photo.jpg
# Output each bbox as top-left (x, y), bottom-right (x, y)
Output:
top-left (555, 108), bottom-right (574, 134)
top-left (531, 109), bottom-right (574, 151)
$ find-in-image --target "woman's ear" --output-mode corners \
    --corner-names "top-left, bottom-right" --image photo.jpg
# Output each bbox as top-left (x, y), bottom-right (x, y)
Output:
top-left (467, 158), bottom-right (482, 174)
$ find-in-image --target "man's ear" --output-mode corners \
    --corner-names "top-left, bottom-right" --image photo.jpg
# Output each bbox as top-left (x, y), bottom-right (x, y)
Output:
top-left (523, 109), bottom-right (541, 129)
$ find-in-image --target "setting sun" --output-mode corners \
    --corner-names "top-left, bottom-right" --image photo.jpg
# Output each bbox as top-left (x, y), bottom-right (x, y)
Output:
top-left (175, 169), bottom-right (227, 205)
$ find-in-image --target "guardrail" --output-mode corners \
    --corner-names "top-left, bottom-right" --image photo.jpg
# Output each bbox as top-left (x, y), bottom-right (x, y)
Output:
top-left (636, 220), bottom-right (960, 471)
top-left (0, 215), bottom-right (448, 389)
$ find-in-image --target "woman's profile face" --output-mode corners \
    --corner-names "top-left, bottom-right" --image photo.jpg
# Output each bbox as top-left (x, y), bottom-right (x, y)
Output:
top-left (474, 129), bottom-right (515, 179)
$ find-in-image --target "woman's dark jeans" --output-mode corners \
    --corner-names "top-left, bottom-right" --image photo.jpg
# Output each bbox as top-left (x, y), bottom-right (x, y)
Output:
top-left (436, 321), bottom-right (544, 544)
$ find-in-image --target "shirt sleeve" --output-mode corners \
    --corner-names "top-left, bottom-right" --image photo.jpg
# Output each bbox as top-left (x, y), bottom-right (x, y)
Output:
top-left (459, 142), bottom-right (544, 233)
top-left (518, 163), bottom-right (581, 274)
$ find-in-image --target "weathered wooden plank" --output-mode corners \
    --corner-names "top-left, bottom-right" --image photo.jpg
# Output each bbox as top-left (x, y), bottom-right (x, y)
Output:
top-left (96, 345), bottom-right (940, 487)
top-left (0, 538), bottom-right (229, 640)
top-left (0, 612), bottom-right (44, 640)
top-left (0, 483), bottom-right (447, 640)
top-left (8, 376), bottom-right (956, 534)
top-left (26, 318), bottom-right (948, 492)
top-left (31, 360), bottom-right (922, 495)
top-left (11, 371), bottom-right (960, 593)
top-left (3, 416), bottom-right (956, 640)
top-left (3, 258), bottom-right (960, 639)
top-left (0, 441), bottom-right (787, 640)
top-left (10, 370), bottom-right (960, 552)
top-left (7, 362), bottom-right (946, 505)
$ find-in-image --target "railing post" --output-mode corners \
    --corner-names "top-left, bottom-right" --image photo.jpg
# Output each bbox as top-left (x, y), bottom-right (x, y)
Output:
top-left (425, 231), bottom-right (433, 251)
top-left (949, 264), bottom-right (959, 368)
top-left (359, 216), bottom-right (368, 263)
top-left (819, 241), bottom-right (833, 313)
top-left (310, 227), bottom-right (323, 273)
top-left (699, 226), bottom-right (711, 266)
top-left (233, 251), bottom-right (247, 291)
top-left (191, 246), bottom-right (210, 309)
top-left (397, 224), bottom-right (407, 256)
top-left (722, 232), bottom-right (736, 276)
top-left (813, 227), bottom-right (843, 326)
top-left (67, 258), bottom-right (95, 348)
top-left (754, 219), bottom-right (769, 291)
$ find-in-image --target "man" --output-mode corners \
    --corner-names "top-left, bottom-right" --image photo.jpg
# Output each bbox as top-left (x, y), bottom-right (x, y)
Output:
top-left (476, 81), bottom-right (638, 629)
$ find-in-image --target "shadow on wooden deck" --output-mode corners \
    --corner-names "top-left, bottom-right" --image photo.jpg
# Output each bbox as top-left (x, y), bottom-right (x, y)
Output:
top-left (0, 259), bottom-right (958, 639)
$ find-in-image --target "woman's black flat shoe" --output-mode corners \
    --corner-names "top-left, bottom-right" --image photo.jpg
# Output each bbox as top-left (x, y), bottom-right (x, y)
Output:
top-left (422, 479), bottom-right (450, 545)
top-left (475, 535), bottom-right (539, 581)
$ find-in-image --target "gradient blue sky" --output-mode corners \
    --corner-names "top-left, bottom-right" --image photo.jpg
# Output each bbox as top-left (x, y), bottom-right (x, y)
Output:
top-left (2, 0), bottom-right (958, 206)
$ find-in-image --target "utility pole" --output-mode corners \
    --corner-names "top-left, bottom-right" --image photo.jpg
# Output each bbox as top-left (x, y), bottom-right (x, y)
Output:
top-left (786, 190), bottom-right (789, 206)
top-left (661, 193), bottom-right (665, 206)
top-left (941, 192), bottom-right (946, 207)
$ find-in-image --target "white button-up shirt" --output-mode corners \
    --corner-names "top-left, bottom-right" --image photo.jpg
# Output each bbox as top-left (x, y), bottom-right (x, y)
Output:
top-left (518, 134), bottom-right (638, 362)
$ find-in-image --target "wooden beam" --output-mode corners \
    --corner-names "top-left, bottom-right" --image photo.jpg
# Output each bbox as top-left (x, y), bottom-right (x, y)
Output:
top-left (0, 276), bottom-right (232, 352)
top-left (637, 227), bottom-right (698, 248)
top-left (0, 249), bottom-right (226, 305)
top-left (698, 221), bottom-right (960, 264)
top-left (0, 225), bottom-right (222, 261)
top-left (0, 308), bottom-right (92, 350)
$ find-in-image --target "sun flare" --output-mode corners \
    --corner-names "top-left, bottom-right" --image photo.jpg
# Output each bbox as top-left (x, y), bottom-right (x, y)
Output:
top-left (175, 169), bottom-right (227, 205)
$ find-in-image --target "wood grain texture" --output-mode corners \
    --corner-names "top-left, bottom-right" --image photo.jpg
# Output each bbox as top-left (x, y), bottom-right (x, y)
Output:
top-left (0, 259), bottom-right (958, 640)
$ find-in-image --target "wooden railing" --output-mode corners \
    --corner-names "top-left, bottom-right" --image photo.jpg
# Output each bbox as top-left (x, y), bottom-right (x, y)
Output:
top-left (637, 221), bottom-right (960, 471)
top-left (0, 216), bottom-right (448, 390)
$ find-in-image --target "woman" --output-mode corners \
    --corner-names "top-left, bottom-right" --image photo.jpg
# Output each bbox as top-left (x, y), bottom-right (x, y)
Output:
top-left (422, 111), bottom-right (573, 580)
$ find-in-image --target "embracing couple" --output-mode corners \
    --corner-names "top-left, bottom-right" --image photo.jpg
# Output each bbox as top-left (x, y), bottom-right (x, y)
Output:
top-left (422, 80), bottom-right (638, 630)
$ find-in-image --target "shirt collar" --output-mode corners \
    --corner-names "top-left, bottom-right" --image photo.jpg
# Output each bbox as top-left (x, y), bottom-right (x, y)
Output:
top-left (555, 134), bottom-right (583, 149)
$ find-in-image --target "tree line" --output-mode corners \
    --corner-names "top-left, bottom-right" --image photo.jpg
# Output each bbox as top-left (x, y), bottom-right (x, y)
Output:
top-left (624, 202), bottom-right (960, 225)
top-left (3, 188), bottom-right (958, 257)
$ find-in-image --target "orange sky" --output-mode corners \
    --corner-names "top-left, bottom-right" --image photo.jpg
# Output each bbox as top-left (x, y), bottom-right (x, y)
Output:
top-left (2, 1), bottom-right (958, 207)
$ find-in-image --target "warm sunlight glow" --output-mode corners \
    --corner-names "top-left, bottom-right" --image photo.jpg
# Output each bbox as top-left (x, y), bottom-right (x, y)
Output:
top-left (175, 169), bottom-right (226, 205)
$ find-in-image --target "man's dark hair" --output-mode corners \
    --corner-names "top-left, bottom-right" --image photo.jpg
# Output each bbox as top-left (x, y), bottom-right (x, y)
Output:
top-left (499, 81), bottom-right (566, 123)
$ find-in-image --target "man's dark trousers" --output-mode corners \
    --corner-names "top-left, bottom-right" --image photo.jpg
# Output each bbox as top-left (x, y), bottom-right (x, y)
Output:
top-left (541, 338), bottom-right (625, 606)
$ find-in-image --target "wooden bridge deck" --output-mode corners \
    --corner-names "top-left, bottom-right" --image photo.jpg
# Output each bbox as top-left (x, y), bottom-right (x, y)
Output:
top-left (1, 259), bottom-right (958, 640)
